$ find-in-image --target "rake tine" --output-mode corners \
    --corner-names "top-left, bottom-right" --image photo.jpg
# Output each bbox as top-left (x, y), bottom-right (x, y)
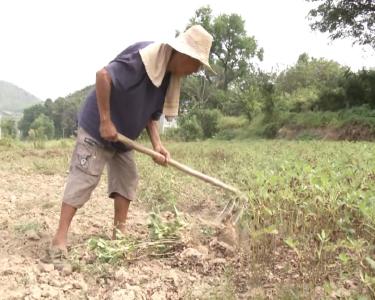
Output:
top-left (231, 205), bottom-right (244, 225)
top-left (224, 197), bottom-right (238, 219)
top-left (218, 196), bottom-right (240, 223)
top-left (229, 195), bottom-right (248, 224)
top-left (218, 198), bottom-right (235, 219)
top-left (227, 197), bottom-right (238, 215)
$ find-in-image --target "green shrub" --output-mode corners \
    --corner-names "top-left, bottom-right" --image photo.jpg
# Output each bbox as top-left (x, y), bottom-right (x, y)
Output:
top-left (162, 127), bottom-right (181, 141)
top-left (195, 109), bottom-right (221, 138)
top-left (297, 131), bottom-right (321, 140)
top-left (218, 115), bottom-right (248, 131)
top-left (0, 137), bottom-right (14, 148)
top-left (215, 116), bottom-right (249, 140)
top-left (262, 122), bottom-right (280, 138)
top-left (178, 115), bottom-right (203, 141)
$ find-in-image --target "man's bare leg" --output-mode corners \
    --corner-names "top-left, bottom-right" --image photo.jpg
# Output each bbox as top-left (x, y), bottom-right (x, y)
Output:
top-left (52, 202), bottom-right (77, 250)
top-left (113, 193), bottom-right (131, 239)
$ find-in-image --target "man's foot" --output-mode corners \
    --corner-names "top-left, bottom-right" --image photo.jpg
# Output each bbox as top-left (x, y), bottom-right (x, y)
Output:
top-left (52, 234), bottom-right (67, 249)
top-left (50, 235), bottom-right (68, 257)
top-left (112, 227), bottom-right (126, 240)
top-left (40, 244), bottom-right (68, 264)
top-left (49, 245), bottom-right (68, 259)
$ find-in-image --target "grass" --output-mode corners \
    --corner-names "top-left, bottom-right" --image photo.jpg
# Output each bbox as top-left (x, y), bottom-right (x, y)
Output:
top-left (139, 139), bottom-right (375, 297)
top-left (0, 138), bottom-right (73, 174)
top-left (14, 221), bottom-right (41, 234)
top-left (2, 136), bottom-right (375, 297)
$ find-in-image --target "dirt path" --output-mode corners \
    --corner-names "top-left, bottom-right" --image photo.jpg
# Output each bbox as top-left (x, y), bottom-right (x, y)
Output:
top-left (0, 169), bottom-right (250, 300)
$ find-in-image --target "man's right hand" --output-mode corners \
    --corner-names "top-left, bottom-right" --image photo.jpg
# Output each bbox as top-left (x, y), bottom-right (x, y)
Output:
top-left (99, 120), bottom-right (118, 141)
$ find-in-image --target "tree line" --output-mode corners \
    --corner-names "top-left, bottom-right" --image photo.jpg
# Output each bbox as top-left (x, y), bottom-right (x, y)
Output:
top-left (1, 1), bottom-right (373, 140)
top-left (175, 4), bottom-right (374, 140)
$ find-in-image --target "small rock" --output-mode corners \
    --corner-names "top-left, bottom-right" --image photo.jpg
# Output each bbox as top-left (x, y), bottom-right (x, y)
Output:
top-left (344, 279), bottom-right (356, 289)
top-left (1, 269), bottom-right (13, 276)
top-left (190, 283), bottom-right (211, 298)
top-left (111, 289), bottom-right (136, 300)
top-left (37, 274), bottom-right (49, 284)
top-left (209, 238), bottom-right (235, 256)
top-left (331, 287), bottom-right (351, 298)
top-left (137, 274), bottom-right (149, 284)
top-left (62, 283), bottom-right (73, 291)
top-left (25, 230), bottom-right (40, 241)
top-left (114, 268), bottom-right (129, 281)
top-left (196, 245), bottom-right (209, 257)
top-left (314, 286), bottom-right (324, 298)
top-left (166, 270), bottom-right (180, 286)
top-left (10, 194), bottom-right (16, 203)
top-left (73, 280), bottom-right (88, 291)
top-left (247, 288), bottom-right (265, 298)
top-left (275, 263), bottom-right (284, 270)
top-left (49, 278), bottom-right (63, 287)
top-left (180, 247), bottom-right (203, 260)
top-left (46, 288), bottom-right (59, 298)
top-left (62, 263), bottom-right (73, 276)
top-left (30, 285), bottom-right (42, 299)
top-left (151, 291), bottom-right (166, 300)
top-left (38, 262), bottom-right (54, 272)
top-left (7, 290), bottom-right (26, 299)
top-left (210, 258), bottom-right (227, 265)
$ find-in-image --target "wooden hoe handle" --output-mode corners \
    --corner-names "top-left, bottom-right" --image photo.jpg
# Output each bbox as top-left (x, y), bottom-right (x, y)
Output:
top-left (117, 133), bottom-right (239, 194)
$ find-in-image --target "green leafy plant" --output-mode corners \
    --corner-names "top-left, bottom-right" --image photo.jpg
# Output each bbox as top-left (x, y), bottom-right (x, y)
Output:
top-left (148, 206), bottom-right (185, 241)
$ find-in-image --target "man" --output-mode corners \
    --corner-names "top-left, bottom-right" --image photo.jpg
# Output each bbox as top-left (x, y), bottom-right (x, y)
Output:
top-left (52, 25), bottom-right (214, 254)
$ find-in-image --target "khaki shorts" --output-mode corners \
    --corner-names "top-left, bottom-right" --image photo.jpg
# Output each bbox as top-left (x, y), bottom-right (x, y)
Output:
top-left (62, 128), bottom-right (139, 208)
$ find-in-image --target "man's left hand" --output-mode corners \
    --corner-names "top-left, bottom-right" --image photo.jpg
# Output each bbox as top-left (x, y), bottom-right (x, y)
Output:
top-left (153, 144), bottom-right (171, 166)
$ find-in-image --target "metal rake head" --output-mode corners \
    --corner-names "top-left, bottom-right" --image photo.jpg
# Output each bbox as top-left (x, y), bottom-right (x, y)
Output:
top-left (217, 194), bottom-right (248, 225)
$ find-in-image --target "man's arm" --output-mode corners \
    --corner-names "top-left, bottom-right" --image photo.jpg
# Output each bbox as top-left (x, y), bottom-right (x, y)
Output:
top-left (96, 68), bottom-right (117, 141)
top-left (146, 119), bottom-right (170, 165)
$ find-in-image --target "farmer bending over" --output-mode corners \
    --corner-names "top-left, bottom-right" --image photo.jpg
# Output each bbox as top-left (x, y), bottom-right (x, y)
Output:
top-left (52, 25), bottom-right (214, 255)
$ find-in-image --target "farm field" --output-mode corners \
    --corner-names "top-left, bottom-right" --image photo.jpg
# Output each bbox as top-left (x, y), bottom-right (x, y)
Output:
top-left (0, 138), bottom-right (374, 299)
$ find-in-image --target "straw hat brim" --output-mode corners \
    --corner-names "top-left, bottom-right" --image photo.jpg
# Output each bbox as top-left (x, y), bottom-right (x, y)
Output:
top-left (167, 40), bottom-right (216, 74)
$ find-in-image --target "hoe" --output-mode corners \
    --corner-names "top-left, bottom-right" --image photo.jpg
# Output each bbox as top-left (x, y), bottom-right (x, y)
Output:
top-left (117, 133), bottom-right (247, 225)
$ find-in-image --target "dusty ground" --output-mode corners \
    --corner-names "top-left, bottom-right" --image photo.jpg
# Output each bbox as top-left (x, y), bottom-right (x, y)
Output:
top-left (2, 142), bottom-right (369, 299)
top-left (0, 166), bottom-right (261, 300)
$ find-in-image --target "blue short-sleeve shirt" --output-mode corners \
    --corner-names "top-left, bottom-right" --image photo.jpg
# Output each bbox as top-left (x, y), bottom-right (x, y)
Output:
top-left (78, 41), bottom-right (171, 151)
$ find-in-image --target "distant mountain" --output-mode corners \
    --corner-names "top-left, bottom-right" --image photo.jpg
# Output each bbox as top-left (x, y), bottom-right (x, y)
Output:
top-left (61, 85), bottom-right (94, 105)
top-left (0, 80), bottom-right (41, 113)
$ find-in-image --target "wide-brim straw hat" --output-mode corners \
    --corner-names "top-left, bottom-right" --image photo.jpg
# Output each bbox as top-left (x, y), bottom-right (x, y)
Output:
top-left (167, 25), bottom-right (215, 74)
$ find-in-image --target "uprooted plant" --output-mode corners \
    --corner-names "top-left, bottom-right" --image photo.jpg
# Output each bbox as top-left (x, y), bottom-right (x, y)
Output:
top-left (87, 207), bottom-right (186, 263)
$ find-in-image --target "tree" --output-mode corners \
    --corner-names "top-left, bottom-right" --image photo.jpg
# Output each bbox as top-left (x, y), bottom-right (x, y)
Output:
top-left (187, 6), bottom-right (263, 90)
top-left (306, 0), bottom-right (375, 48)
top-left (275, 53), bottom-right (346, 111)
top-left (343, 69), bottom-right (375, 108)
top-left (1, 118), bottom-right (17, 138)
top-left (180, 75), bottom-right (214, 112)
top-left (235, 71), bottom-right (271, 121)
top-left (18, 85), bottom-right (90, 140)
top-left (188, 6), bottom-right (213, 35)
top-left (277, 53), bottom-right (346, 93)
top-left (30, 114), bottom-right (55, 140)
top-left (18, 104), bottom-right (46, 138)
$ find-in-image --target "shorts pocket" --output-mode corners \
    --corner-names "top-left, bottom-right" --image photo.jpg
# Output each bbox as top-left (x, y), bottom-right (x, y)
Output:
top-left (75, 141), bottom-right (104, 176)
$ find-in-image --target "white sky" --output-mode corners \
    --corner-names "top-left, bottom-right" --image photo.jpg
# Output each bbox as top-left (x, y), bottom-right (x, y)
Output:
top-left (0, 0), bottom-right (374, 100)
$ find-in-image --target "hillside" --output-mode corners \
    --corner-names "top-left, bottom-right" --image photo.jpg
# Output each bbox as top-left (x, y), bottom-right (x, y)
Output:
top-left (62, 84), bottom-right (94, 105)
top-left (0, 80), bottom-right (41, 113)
